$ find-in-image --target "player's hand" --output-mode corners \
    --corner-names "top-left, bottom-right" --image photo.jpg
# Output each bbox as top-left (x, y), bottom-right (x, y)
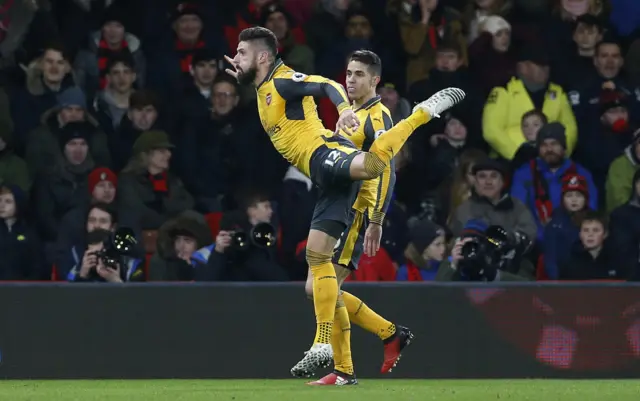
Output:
top-left (224, 55), bottom-right (238, 80)
top-left (364, 223), bottom-right (383, 257)
top-left (335, 109), bottom-right (360, 136)
top-left (215, 231), bottom-right (233, 254)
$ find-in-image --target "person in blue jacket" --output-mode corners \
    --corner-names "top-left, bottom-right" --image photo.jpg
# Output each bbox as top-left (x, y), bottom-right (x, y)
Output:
top-left (511, 122), bottom-right (598, 242)
top-left (543, 174), bottom-right (592, 279)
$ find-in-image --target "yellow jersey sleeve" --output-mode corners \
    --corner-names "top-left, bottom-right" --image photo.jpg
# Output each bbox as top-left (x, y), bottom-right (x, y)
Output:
top-left (362, 110), bottom-right (395, 225)
top-left (273, 72), bottom-right (350, 114)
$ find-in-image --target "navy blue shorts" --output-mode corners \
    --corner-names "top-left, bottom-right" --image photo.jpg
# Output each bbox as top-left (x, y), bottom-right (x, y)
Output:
top-left (308, 136), bottom-right (361, 240)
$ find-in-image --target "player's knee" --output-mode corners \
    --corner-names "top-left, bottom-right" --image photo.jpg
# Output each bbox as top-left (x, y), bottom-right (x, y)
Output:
top-left (306, 248), bottom-right (332, 267)
top-left (305, 277), bottom-right (314, 300)
top-left (362, 152), bottom-right (386, 178)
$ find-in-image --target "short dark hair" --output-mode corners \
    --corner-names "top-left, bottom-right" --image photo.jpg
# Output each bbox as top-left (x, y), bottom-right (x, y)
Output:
top-left (106, 52), bottom-right (135, 74)
top-left (86, 228), bottom-right (112, 246)
top-left (87, 202), bottom-right (118, 225)
top-left (129, 89), bottom-right (160, 110)
top-left (522, 109), bottom-right (548, 124)
top-left (238, 27), bottom-right (278, 57)
top-left (596, 39), bottom-right (621, 55)
top-left (237, 187), bottom-right (270, 211)
top-left (348, 50), bottom-right (382, 76)
top-left (41, 41), bottom-right (71, 62)
top-left (581, 211), bottom-right (608, 231)
top-left (213, 73), bottom-right (239, 93)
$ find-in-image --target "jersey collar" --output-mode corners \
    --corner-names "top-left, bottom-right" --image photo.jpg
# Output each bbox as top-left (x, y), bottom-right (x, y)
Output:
top-left (257, 58), bottom-right (284, 89)
top-left (354, 95), bottom-right (381, 112)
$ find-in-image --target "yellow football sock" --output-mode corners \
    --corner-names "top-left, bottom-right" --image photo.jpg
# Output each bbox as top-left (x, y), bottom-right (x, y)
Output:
top-left (369, 110), bottom-right (430, 166)
top-left (307, 249), bottom-right (339, 344)
top-left (332, 296), bottom-right (354, 375)
top-left (342, 291), bottom-right (396, 341)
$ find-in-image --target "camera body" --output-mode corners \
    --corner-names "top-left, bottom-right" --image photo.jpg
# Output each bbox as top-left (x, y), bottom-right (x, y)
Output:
top-left (94, 228), bottom-right (138, 269)
top-left (458, 225), bottom-right (531, 281)
top-left (229, 222), bottom-right (277, 252)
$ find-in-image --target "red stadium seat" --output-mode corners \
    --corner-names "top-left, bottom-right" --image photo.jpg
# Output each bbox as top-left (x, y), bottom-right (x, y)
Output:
top-left (536, 254), bottom-right (549, 281)
top-left (205, 212), bottom-right (224, 238)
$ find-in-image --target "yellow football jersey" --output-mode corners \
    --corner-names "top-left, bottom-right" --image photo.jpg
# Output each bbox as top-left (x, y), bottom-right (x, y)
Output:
top-left (255, 59), bottom-right (351, 176)
top-left (347, 96), bottom-right (395, 224)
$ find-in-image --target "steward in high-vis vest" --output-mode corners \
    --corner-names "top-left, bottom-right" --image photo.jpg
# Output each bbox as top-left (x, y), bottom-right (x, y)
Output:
top-left (482, 47), bottom-right (578, 161)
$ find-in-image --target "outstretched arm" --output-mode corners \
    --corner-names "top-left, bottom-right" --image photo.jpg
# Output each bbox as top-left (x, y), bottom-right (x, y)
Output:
top-left (274, 73), bottom-right (350, 113)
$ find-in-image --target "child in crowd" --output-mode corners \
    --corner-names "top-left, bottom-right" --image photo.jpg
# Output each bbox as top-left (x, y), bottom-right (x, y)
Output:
top-left (543, 174), bottom-right (590, 279)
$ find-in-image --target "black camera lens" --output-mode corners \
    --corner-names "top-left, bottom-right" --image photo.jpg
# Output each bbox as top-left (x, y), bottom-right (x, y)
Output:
top-left (251, 222), bottom-right (277, 248)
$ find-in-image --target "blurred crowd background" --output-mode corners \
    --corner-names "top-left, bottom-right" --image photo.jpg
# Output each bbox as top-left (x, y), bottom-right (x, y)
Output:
top-left (0, 0), bottom-right (639, 283)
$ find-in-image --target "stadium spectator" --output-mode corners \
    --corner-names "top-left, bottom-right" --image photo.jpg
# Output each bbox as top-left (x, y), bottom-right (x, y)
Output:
top-left (93, 53), bottom-right (138, 136)
top-left (117, 130), bottom-right (195, 245)
top-left (543, 174), bottom-right (591, 279)
top-left (449, 157), bottom-right (537, 241)
top-left (392, 0), bottom-right (467, 87)
top-left (511, 122), bottom-right (597, 242)
top-left (462, 0), bottom-right (513, 44)
top-left (425, 110), bottom-right (472, 190)
top-left (196, 189), bottom-right (288, 281)
top-left (55, 167), bottom-right (118, 263)
top-left (576, 90), bottom-right (636, 198)
top-left (605, 128), bottom-right (640, 212)
top-left (553, 14), bottom-right (604, 88)
top-left (482, 46), bottom-right (578, 160)
top-left (0, 184), bottom-right (47, 280)
top-left (67, 228), bottom-right (144, 283)
top-left (559, 212), bottom-right (626, 280)
top-left (148, 211), bottom-right (213, 281)
top-left (262, 2), bottom-right (315, 74)
top-left (73, 4), bottom-right (146, 101)
top-left (396, 218), bottom-right (446, 281)
top-left (32, 122), bottom-right (94, 245)
top-left (569, 39), bottom-right (640, 127)
top-left (178, 48), bottom-right (219, 124)
top-left (305, 0), bottom-right (353, 64)
top-left (10, 43), bottom-right (76, 154)
top-left (109, 90), bottom-right (162, 172)
top-left (511, 109), bottom-right (547, 169)
top-left (378, 80), bottom-right (411, 123)
top-left (25, 86), bottom-right (110, 176)
top-left (609, 169), bottom-right (640, 281)
top-left (0, 120), bottom-right (30, 192)
top-left (55, 202), bottom-right (117, 281)
top-left (468, 15), bottom-right (517, 96)
top-left (146, 3), bottom-right (213, 97)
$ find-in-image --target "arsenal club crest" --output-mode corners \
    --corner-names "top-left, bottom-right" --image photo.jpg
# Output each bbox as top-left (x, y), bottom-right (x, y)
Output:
top-left (266, 93), bottom-right (272, 106)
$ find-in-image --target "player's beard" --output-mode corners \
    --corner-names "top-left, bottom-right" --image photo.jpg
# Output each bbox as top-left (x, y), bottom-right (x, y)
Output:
top-left (237, 62), bottom-right (258, 86)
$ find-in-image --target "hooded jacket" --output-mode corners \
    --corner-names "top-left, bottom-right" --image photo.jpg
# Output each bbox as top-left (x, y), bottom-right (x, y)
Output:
top-left (148, 212), bottom-right (213, 281)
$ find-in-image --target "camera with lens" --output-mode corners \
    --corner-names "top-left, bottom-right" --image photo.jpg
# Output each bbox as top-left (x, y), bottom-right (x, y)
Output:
top-left (229, 222), bottom-right (277, 252)
top-left (458, 225), bottom-right (531, 281)
top-left (93, 227), bottom-right (138, 268)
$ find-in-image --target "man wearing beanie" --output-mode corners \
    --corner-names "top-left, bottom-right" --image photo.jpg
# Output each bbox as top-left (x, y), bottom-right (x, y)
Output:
top-left (32, 121), bottom-right (95, 250)
top-left (450, 157), bottom-right (537, 243)
top-left (73, 3), bottom-right (146, 101)
top-left (511, 122), bottom-right (597, 243)
top-left (435, 219), bottom-right (534, 281)
top-left (576, 90), bottom-right (636, 198)
top-left (482, 45), bottom-right (578, 161)
top-left (25, 85), bottom-right (111, 176)
top-left (262, 2), bottom-right (314, 75)
top-left (606, 128), bottom-right (640, 212)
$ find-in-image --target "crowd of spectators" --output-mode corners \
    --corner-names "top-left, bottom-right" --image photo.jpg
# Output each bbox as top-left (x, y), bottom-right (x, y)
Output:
top-left (0, 0), bottom-right (639, 282)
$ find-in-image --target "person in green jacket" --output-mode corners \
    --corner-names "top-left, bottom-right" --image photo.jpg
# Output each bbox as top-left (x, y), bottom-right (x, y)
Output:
top-left (605, 128), bottom-right (640, 213)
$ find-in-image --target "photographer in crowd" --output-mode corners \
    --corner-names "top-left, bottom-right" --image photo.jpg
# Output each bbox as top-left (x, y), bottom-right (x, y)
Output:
top-left (68, 228), bottom-right (143, 283)
top-left (196, 190), bottom-right (288, 281)
top-left (436, 219), bottom-right (535, 281)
